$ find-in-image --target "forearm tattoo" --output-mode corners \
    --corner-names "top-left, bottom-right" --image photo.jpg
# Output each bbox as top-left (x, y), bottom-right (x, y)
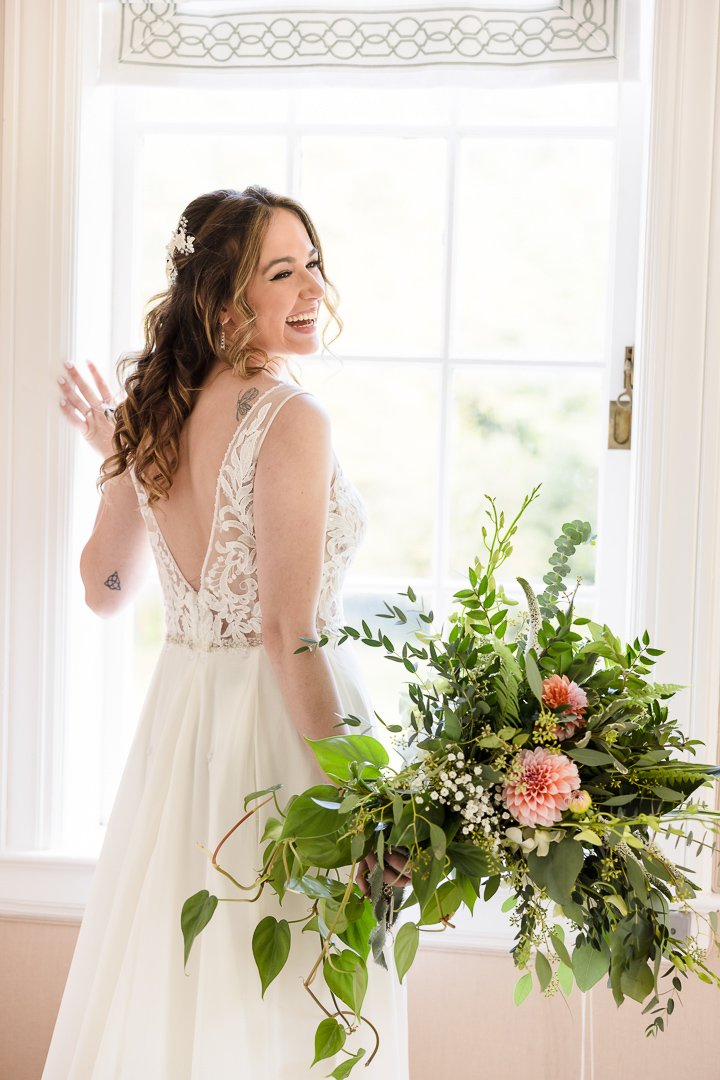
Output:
top-left (236, 387), bottom-right (259, 420)
top-left (104, 570), bottom-right (121, 591)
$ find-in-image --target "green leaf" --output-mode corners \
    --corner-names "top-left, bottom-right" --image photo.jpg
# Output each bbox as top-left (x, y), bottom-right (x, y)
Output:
top-left (286, 873), bottom-right (339, 900)
top-left (514, 972), bottom-right (533, 1005)
top-left (447, 842), bottom-right (494, 879)
top-left (623, 853), bottom-right (649, 903)
top-left (323, 950), bottom-right (368, 1016)
top-left (429, 822), bottom-right (447, 862)
top-left (549, 929), bottom-right (573, 970)
top-left (411, 850), bottom-right (447, 915)
top-left (329, 1047), bottom-right (366, 1078)
top-left (303, 735), bottom-right (389, 784)
top-left (394, 921), bottom-right (420, 984)
top-left (252, 916), bottom-right (292, 997)
top-left (260, 816), bottom-right (283, 842)
top-left (524, 651), bottom-right (544, 703)
top-left (572, 941), bottom-right (610, 991)
top-left (535, 950), bottom-right (553, 992)
top-left (557, 961), bottom-right (574, 996)
top-left (651, 786), bottom-right (685, 803)
top-left (338, 895), bottom-right (375, 963)
top-left (181, 889), bottom-right (218, 970)
top-left (527, 838), bottom-right (584, 908)
top-left (312, 1017), bottom-right (347, 1065)
top-left (243, 783), bottom-right (283, 811)
top-left (295, 832), bottom-right (353, 870)
top-left (350, 832), bottom-right (367, 863)
top-left (620, 958), bottom-right (655, 1003)
top-left (418, 881), bottom-right (461, 926)
top-left (280, 786), bottom-right (345, 840)
top-left (566, 748), bottom-right (617, 766)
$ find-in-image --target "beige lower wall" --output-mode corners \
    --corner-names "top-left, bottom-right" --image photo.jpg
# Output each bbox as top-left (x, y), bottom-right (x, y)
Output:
top-left (2, 917), bottom-right (719, 1080)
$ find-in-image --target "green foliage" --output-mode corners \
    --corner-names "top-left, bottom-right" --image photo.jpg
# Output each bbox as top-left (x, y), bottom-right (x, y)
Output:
top-left (252, 916), bottom-right (292, 998)
top-left (312, 1018), bottom-right (346, 1065)
top-left (183, 488), bottom-right (720, 1073)
top-left (323, 949), bottom-right (368, 1018)
top-left (180, 889), bottom-right (218, 971)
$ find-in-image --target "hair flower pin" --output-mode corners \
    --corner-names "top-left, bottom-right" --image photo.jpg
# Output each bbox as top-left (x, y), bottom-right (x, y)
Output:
top-left (165, 214), bottom-right (196, 286)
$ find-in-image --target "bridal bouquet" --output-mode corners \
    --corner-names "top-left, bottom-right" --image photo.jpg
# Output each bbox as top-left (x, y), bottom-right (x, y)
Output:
top-left (182, 486), bottom-right (720, 1077)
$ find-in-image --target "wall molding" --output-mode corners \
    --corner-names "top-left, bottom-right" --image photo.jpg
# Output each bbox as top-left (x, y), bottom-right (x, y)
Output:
top-left (627, 0), bottom-right (720, 894)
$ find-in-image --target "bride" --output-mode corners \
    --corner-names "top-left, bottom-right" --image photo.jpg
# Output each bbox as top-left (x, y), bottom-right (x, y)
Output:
top-left (46, 185), bottom-right (411, 1078)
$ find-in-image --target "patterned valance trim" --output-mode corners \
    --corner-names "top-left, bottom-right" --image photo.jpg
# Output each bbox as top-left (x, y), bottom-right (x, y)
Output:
top-left (109, 0), bottom-right (619, 72)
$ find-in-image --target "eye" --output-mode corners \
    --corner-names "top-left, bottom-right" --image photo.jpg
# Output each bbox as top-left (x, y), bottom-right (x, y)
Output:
top-left (271, 259), bottom-right (321, 281)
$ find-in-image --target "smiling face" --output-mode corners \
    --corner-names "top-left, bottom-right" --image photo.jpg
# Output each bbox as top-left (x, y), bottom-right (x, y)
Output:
top-left (224, 206), bottom-right (326, 361)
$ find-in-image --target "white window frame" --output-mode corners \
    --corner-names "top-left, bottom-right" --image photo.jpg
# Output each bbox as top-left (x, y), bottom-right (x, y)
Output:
top-left (3, 0), bottom-right (720, 952)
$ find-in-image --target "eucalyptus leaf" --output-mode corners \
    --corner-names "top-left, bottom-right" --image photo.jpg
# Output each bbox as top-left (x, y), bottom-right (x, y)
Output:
top-left (572, 941), bottom-right (610, 991)
top-left (514, 972), bottom-right (533, 1006)
top-left (535, 950), bottom-right (553, 992)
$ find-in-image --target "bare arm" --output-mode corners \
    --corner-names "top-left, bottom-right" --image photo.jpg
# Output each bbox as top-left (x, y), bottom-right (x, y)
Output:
top-left (79, 467), bottom-right (152, 616)
top-left (254, 394), bottom-right (350, 760)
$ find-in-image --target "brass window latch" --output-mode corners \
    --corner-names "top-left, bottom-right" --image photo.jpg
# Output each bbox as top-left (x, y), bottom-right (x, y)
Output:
top-left (608, 345), bottom-right (634, 450)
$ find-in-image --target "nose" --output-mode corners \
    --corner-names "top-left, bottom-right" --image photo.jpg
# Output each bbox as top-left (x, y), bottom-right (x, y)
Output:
top-left (300, 265), bottom-right (325, 298)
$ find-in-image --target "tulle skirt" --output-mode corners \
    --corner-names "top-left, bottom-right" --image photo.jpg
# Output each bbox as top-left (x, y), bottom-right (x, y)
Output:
top-left (42, 639), bottom-right (410, 1079)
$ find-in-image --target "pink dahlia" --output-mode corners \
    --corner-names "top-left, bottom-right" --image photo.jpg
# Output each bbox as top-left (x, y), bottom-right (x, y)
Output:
top-left (542, 674), bottom-right (589, 740)
top-left (502, 747), bottom-right (581, 827)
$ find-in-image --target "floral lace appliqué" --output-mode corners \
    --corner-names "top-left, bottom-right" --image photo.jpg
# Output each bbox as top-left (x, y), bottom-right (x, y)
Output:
top-left (129, 385), bottom-right (367, 651)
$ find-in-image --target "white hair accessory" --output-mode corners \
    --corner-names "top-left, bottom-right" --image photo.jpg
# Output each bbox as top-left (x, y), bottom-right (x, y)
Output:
top-left (165, 214), bottom-right (196, 286)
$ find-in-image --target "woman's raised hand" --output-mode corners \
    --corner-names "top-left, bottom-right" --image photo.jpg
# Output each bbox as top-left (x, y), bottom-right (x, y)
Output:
top-left (355, 848), bottom-right (413, 899)
top-left (58, 359), bottom-right (118, 459)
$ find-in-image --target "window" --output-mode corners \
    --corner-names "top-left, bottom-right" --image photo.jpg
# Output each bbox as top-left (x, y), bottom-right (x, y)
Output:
top-left (65, 75), bottom-right (644, 860)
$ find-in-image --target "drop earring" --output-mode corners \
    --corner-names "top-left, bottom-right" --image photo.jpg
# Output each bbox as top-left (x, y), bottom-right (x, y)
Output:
top-left (220, 325), bottom-right (226, 351)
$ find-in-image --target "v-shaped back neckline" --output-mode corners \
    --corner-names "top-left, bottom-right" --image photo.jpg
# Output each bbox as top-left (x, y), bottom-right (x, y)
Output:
top-left (145, 380), bottom-right (293, 598)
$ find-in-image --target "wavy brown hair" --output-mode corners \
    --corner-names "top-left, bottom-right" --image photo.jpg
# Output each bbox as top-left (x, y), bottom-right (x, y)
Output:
top-left (98, 185), bottom-right (343, 506)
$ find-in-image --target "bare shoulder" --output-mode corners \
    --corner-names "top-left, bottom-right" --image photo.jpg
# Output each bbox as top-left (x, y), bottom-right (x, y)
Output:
top-left (264, 388), bottom-right (332, 445)
top-left (257, 389), bottom-right (333, 479)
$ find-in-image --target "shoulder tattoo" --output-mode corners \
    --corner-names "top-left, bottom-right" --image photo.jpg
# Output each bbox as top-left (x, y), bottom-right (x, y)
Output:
top-left (236, 387), bottom-right (260, 420)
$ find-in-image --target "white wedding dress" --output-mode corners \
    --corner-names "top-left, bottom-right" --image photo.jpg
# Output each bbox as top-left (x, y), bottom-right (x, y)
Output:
top-left (42, 380), bottom-right (410, 1079)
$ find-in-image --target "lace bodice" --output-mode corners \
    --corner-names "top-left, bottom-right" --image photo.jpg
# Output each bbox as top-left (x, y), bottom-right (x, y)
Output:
top-left (129, 382), bottom-right (367, 651)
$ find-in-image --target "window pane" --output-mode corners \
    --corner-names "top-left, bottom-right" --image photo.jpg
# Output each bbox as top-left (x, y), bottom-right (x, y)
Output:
top-left (137, 86), bottom-right (290, 125)
top-left (135, 133), bottom-right (287, 327)
top-left (453, 138), bottom-right (613, 359)
top-left (295, 85), bottom-right (454, 126)
top-left (300, 360), bottom-right (439, 577)
top-left (448, 366), bottom-right (602, 585)
top-left (456, 83), bottom-right (618, 127)
top-left (301, 137), bottom-right (447, 357)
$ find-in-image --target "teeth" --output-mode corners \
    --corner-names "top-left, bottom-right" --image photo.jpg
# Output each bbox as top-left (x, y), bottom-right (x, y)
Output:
top-left (286, 312), bottom-right (316, 323)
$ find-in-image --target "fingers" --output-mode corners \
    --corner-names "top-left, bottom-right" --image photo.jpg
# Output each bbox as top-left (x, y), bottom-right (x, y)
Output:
top-left (58, 395), bottom-right (89, 431)
top-left (361, 849), bottom-right (412, 889)
top-left (355, 858), bottom-right (370, 898)
top-left (60, 360), bottom-right (104, 410)
top-left (58, 377), bottom-right (93, 424)
top-left (87, 360), bottom-right (114, 403)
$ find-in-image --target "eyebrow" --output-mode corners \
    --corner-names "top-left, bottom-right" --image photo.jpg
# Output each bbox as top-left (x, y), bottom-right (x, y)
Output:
top-left (262, 247), bottom-right (319, 274)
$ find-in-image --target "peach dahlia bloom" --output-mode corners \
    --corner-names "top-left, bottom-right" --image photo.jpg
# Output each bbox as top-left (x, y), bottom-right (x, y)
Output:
top-left (502, 747), bottom-right (581, 828)
top-left (542, 673), bottom-right (589, 740)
